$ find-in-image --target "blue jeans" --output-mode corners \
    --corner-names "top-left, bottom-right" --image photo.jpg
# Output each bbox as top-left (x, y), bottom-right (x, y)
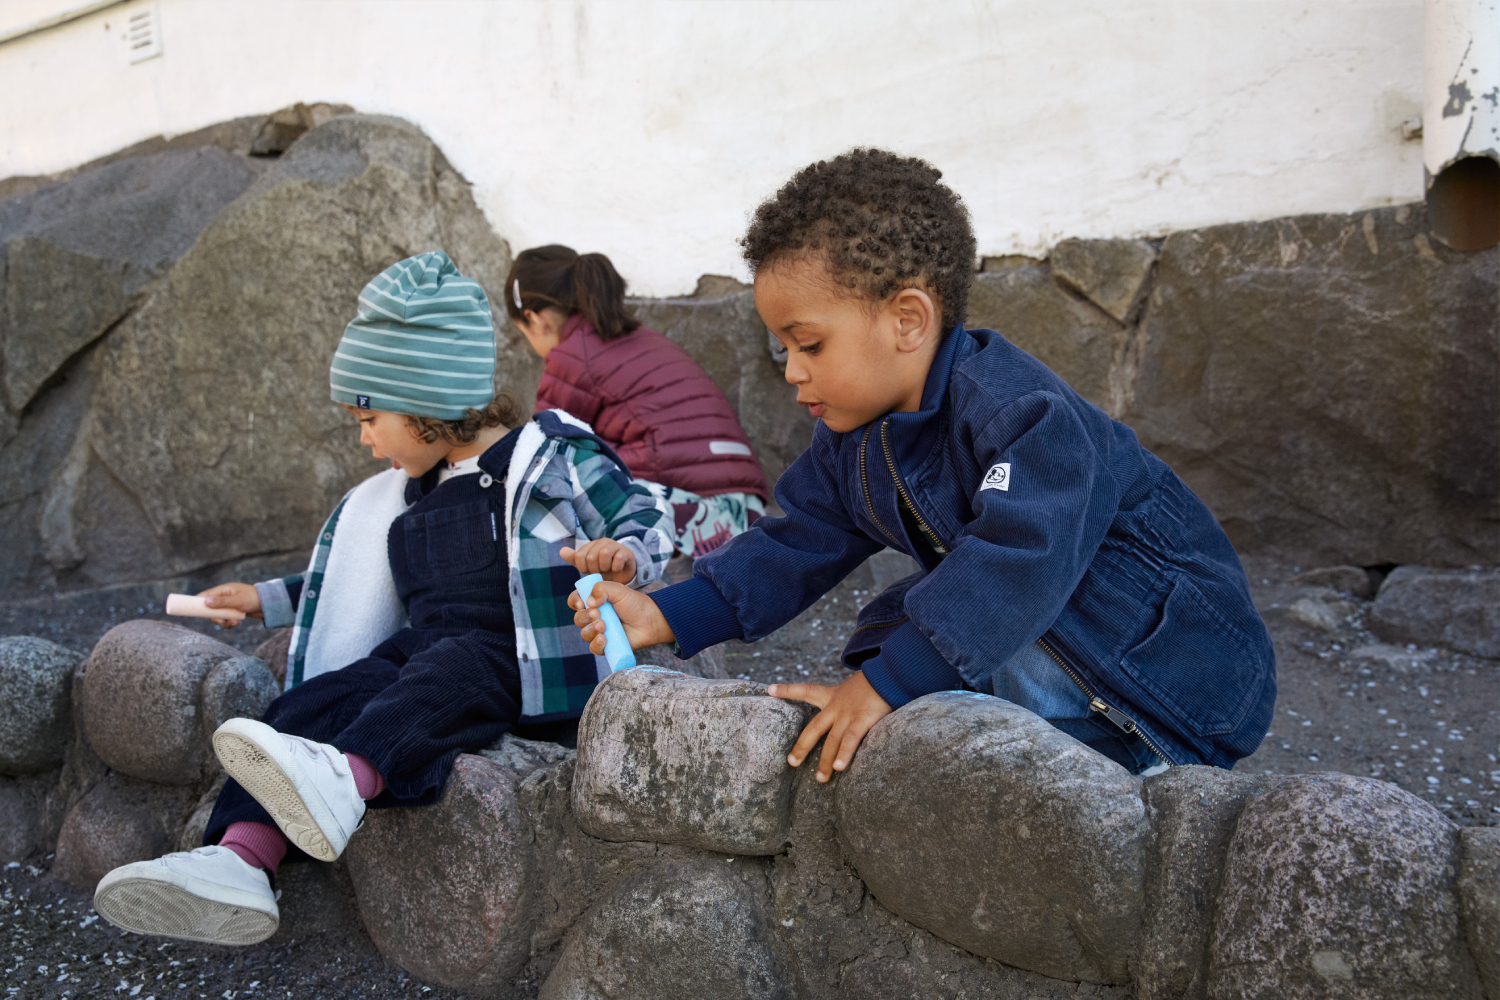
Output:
top-left (977, 641), bottom-right (1164, 774)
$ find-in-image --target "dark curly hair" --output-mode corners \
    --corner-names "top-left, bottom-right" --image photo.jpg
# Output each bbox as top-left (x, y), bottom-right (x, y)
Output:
top-left (741, 148), bottom-right (976, 328)
top-left (404, 394), bottom-right (522, 447)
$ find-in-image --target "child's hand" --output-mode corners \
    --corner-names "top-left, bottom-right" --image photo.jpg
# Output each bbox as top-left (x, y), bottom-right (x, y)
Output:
top-left (568, 581), bottom-right (674, 653)
top-left (561, 539), bottom-right (637, 584)
top-left (768, 671), bottom-right (892, 783)
top-left (196, 583), bottom-right (262, 629)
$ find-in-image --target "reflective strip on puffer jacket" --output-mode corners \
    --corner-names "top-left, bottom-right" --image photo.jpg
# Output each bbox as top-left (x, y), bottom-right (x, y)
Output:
top-left (535, 315), bottom-right (769, 499)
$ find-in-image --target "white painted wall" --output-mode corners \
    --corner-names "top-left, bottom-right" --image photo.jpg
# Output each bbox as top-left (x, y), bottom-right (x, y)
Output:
top-left (1, 0), bottom-right (1426, 295)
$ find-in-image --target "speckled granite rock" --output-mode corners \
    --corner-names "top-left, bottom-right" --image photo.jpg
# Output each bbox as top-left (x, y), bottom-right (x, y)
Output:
top-left (0, 636), bottom-right (83, 774)
top-left (1136, 766), bottom-right (1276, 1000)
top-left (1457, 826), bottom-right (1500, 999)
top-left (344, 754), bottom-right (536, 991)
top-left (539, 855), bottom-right (795, 1000)
top-left (1209, 772), bottom-right (1482, 999)
top-left (836, 692), bottom-right (1148, 984)
top-left (571, 669), bottom-right (810, 855)
top-left (79, 620), bottom-right (243, 784)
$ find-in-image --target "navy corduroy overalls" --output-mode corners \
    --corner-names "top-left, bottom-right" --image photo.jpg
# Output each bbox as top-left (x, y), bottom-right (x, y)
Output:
top-left (205, 431), bottom-right (528, 853)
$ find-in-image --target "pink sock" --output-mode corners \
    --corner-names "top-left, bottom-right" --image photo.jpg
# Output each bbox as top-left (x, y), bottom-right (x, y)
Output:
top-left (346, 753), bottom-right (385, 799)
top-left (219, 821), bottom-right (288, 876)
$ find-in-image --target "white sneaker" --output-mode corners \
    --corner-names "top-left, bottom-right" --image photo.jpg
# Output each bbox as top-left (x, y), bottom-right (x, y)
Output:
top-left (93, 846), bottom-right (279, 945)
top-left (212, 718), bottom-right (366, 862)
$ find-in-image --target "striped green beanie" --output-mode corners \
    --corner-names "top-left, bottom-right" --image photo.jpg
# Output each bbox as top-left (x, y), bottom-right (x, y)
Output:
top-left (329, 251), bottom-right (496, 420)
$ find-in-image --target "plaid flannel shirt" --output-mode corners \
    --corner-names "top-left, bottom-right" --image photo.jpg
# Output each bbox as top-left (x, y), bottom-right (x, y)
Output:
top-left (273, 411), bottom-right (672, 720)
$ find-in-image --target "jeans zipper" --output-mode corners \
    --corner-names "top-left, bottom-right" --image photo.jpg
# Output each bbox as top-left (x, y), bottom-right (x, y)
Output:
top-left (1035, 635), bottom-right (1175, 767)
top-left (878, 419), bottom-right (950, 556)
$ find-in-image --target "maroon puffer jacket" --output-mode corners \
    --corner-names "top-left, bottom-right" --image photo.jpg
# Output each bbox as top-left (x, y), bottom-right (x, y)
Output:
top-left (535, 316), bottom-right (769, 499)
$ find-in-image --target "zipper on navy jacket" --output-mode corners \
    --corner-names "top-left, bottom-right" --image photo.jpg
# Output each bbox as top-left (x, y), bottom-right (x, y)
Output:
top-left (879, 419), bottom-right (949, 557)
top-left (859, 423), bottom-right (903, 548)
top-left (848, 614), bottom-right (909, 640)
top-left (1035, 634), bottom-right (1176, 767)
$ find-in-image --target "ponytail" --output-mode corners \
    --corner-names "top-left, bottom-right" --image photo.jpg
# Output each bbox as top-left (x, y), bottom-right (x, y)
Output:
top-left (505, 245), bottom-right (641, 342)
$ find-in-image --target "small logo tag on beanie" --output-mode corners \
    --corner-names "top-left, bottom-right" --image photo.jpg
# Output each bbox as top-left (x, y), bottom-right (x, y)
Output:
top-left (356, 395), bottom-right (371, 409)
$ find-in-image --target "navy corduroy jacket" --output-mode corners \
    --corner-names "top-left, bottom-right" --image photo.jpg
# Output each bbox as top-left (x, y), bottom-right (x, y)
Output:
top-left (653, 324), bottom-right (1276, 768)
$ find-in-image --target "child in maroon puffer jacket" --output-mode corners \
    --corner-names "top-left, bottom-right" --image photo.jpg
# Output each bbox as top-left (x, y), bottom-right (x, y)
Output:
top-left (507, 245), bottom-right (769, 558)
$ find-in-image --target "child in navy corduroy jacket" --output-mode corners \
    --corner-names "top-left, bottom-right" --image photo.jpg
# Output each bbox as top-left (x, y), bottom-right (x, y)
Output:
top-left (573, 149), bottom-right (1276, 779)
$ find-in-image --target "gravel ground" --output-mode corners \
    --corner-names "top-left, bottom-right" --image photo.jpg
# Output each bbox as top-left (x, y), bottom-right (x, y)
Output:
top-left (0, 860), bottom-right (472, 1000)
top-left (0, 555), bottom-right (1495, 998)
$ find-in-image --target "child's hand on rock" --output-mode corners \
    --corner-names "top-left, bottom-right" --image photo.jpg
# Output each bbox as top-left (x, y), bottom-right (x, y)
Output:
top-left (568, 582), bottom-right (674, 654)
top-left (769, 671), bottom-right (892, 783)
top-left (196, 582), bottom-right (262, 629)
top-left (561, 539), bottom-right (637, 584)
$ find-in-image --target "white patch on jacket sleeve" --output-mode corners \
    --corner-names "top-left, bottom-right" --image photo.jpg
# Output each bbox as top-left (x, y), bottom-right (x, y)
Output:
top-left (980, 462), bottom-right (1011, 492)
top-left (709, 441), bottom-right (752, 456)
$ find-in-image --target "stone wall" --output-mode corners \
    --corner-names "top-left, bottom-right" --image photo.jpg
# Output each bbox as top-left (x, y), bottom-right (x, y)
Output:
top-left (1, 110), bottom-right (1494, 603)
top-left (3, 624), bottom-right (1496, 1000)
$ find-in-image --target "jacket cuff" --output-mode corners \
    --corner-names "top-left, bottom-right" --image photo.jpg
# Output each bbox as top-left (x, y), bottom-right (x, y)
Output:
top-left (617, 536), bottom-right (660, 588)
top-left (858, 621), bottom-right (963, 709)
top-left (255, 578), bottom-right (296, 630)
top-left (650, 577), bottom-right (744, 659)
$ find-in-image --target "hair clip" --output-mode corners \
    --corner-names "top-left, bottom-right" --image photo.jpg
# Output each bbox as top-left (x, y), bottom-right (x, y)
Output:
top-left (512, 279), bottom-right (523, 311)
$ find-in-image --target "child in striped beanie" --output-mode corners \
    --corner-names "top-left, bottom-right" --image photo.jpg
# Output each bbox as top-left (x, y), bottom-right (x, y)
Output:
top-left (93, 252), bottom-right (673, 947)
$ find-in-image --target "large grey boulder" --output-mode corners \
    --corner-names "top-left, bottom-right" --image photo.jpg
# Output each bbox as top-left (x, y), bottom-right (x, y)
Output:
top-left (770, 744), bottom-right (1107, 1000)
top-left (571, 669), bottom-right (809, 855)
top-left (0, 147), bottom-right (262, 415)
top-left (1, 112), bottom-right (533, 597)
top-left (80, 620), bottom-right (245, 784)
top-left (836, 692), bottom-right (1148, 984)
top-left (1137, 766), bottom-right (1276, 1000)
top-left (1123, 205), bottom-right (1497, 566)
top-left (539, 856), bottom-right (796, 1000)
top-left (1458, 827), bottom-right (1500, 999)
top-left (1369, 566), bottom-right (1500, 658)
top-left (344, 753), bottom-right (536, 991)
top-left (0, 636), bottom-right (83, 774)
top-left (1209, 772), bottom-right (1483, 1000)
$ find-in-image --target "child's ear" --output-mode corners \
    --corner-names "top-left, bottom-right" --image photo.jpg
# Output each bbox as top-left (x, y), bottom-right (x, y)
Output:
top-left (891, 286), bottom-right (939, 354)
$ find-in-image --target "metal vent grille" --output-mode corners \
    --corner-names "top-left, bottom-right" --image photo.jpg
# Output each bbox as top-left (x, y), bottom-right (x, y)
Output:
top-left (123, 3), bottom-right (161, 64)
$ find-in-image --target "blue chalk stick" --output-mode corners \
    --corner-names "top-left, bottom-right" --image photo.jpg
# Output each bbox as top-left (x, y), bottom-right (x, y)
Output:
top-left (574, 573), bottom-right (637, 672)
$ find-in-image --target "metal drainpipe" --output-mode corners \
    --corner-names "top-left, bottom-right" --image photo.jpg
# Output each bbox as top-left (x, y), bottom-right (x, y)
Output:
top-left (1424, 0), bottom-right (1500, 250)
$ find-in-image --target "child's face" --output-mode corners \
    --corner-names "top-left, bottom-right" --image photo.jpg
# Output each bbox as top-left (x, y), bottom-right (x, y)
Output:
top-left (756, 258), bottom-right (941, 434)
top-left (344, 405), bottom-right (449, 477)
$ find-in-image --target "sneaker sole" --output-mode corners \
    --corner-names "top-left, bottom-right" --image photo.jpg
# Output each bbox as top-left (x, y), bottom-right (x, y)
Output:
top-left (213, 723), bottom-right (347, 863)
top-left (94, 868), bottom-right (277, 946)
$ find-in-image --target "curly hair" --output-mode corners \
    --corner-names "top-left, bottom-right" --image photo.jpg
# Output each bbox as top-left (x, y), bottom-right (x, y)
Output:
top-left (404, 394), bottom-right (522, 447)
top-left (741, 149), bottom-right (976, 328)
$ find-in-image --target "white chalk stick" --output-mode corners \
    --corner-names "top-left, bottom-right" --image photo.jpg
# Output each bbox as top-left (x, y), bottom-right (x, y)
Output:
top-left (165, 593), bottom-right (245, 621)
